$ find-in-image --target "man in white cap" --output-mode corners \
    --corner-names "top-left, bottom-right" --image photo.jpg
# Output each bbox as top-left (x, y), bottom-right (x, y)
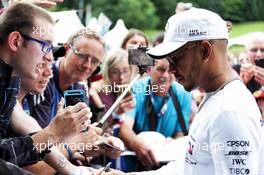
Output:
top-left (102, 8), bottom-right (264, 175)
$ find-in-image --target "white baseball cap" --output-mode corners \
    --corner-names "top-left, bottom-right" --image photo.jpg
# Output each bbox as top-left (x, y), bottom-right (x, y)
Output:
top-left (147, 8), bottom-right (229, 58)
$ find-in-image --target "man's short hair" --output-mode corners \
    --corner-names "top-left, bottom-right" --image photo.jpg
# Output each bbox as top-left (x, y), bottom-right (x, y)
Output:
top-left (67, 28), bottom-right (105, 47)
top-left (0, 2), bottom-right (54, 45)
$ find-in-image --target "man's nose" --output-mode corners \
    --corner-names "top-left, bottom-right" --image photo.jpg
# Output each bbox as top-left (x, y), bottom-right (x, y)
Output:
top-left (82, 58), bottom-right (92, 68)
top-left (44, 50), bottom-right (54, 62)
top-left (44, 65), bottom-right (53, 77)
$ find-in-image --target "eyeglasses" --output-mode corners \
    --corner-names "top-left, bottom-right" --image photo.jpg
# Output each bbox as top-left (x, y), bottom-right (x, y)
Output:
top-left (35, 61), bottom-right (53, 73)
top-left (110, 68), bottom-right (130, 77)
top-left (249, 48), bottom-right (264, 54)
top-left (167, 42), bottom-right (199, 67)
top-left (70, 45), bottom-right (101, 66)
top-left (21, 34), bottom-right (53, 54)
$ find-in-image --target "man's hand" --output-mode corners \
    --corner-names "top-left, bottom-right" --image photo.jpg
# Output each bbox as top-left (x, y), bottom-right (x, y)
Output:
top-left (21, 0), bottom-right (63, 8)
top-left (101, 136), bottom-right (124, 159)
top-left (45, 99), bottom-right (92, 143)
top-left (83, 136), bottom-right (124, 159)
top-left (94, 169), bottom-right (127, 175)
top-left (240, 63), bottom-right (254, 84)
top-left (132, 136), bottom-right (159, 167)
top-left (65, 123), bottom-right (102, 156)
top-left (254, 65), bottom-right (264, 85)
top-left (71, 165), bottom-right (95, 175)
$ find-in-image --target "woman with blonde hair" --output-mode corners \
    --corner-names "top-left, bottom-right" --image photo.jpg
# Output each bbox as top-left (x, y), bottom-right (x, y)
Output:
top-left (99, 48), bottom-right (135, 134)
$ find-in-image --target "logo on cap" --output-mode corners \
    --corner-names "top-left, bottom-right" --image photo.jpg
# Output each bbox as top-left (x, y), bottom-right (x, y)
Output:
top-left (189, 29), bottom-right (207, 37)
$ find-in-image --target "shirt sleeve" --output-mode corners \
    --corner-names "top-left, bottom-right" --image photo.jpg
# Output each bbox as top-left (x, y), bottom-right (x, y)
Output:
top-left (209, 110), bottom-right (260, 175)
top-left (0, 136), bottom-right (39, 167)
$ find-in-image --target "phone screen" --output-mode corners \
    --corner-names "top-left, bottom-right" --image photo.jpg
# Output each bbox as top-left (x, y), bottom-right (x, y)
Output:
top-left (255, 58), bottom-right (264, 68)
top-left (128, 46), bottom-right (154, 66)
top-left (64, 90), bottom-right (85, 107)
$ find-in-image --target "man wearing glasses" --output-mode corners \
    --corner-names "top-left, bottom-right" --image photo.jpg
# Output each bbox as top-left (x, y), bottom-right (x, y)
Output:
top-left (32, 28), bottom-right (105, 128)
top-left (0, 2), bottom-right (95, 175)
top-left (101, 8), bottom-right (264, 175)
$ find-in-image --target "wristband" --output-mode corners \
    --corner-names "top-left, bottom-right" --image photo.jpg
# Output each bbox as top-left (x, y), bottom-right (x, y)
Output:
top-left (64, 144), bottom-right (73, 159)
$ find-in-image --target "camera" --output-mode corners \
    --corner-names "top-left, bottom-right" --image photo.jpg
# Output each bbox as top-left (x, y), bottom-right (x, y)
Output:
top-left (128, 45), bottom-right (154, 67)
top-left (255, 58), bottom-right (264, 68)
top-left (64, 89), bottom-right (86, 107)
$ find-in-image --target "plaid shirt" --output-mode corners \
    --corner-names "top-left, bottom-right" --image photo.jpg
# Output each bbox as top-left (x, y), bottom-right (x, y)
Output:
top-left (0, 59), bottom-right (40, 166)
top-left (0, 59), bottom-right (20, 138)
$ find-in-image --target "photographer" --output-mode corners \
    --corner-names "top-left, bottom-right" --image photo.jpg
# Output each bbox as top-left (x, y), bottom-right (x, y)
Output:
top-left (240, 32), bottom-right (264, 92)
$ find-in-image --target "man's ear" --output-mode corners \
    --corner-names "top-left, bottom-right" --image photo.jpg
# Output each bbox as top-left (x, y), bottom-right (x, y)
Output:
top-left (146, 66), bottom-right (152, 73)
top-left (8, 31), bottom-right (22, 51)
top-left (200, 40), bottom-right (212, 60)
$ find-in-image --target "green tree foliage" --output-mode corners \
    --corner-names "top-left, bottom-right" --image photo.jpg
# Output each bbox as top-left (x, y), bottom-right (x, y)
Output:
top-left (55, 0), bottom-right (264, 29)
top-left (150, 0), bottom-right (177, 28)
top-left (91, 0), bottom-right (159, 29)
top-left (183, 0), bottom-right (264, 22)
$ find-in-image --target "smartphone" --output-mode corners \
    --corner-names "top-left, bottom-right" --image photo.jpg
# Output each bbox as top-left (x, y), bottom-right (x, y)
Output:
top-left (255, 58), bottom-right (264, 68)
top-left (128, 45), bottom-right (154, 66)
top-left (64, 89), bottom-right (86, 107)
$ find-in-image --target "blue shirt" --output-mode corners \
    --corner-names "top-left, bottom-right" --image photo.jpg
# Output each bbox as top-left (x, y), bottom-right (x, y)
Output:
top-left (128, 76), bottom-right (192, 137)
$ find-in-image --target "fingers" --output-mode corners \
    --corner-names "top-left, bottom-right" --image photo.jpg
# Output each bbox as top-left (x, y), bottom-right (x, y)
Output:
top-left (140, 150), bottom-right (158, 167)
top-left (35, 1), bottom-right (57, 8)
top-left (87, 123), bottom-right (103, 135)
top-left (72, 152), bottom-right (85, 161)
top-left (116, 96), bottom-right (135, 114)
top-left (148, 149), bottom-right (159, 166)
top-left (253, 66), bottom-right (264, 85)
top-left (49, 0), bottom-right (64, 2)
top-left (70, 102), bottom-right (89, 113)
top-left (56, 98), bottom-right (64, 113)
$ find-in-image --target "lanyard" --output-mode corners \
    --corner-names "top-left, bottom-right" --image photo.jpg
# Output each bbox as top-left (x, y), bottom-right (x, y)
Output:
top-left (149, 89), bottom-right (170, 117)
